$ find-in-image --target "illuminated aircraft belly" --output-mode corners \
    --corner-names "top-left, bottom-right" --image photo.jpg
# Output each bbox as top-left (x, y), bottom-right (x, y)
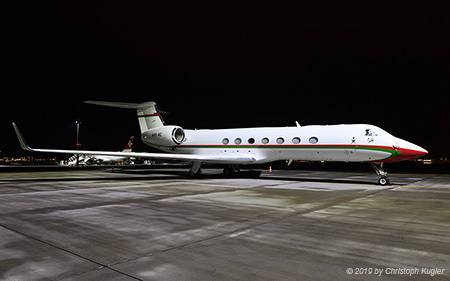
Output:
top-left (176, 144), bottom-right (395, 163)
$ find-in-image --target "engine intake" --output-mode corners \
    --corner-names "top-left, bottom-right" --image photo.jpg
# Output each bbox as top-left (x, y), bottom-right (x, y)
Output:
top-left (142, 126), bottom-right (186, 147)
top-left (171, 127), bottom-right (186, 144)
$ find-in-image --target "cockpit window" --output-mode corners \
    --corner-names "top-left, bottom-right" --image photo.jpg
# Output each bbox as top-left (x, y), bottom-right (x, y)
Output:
top-left (365, 129), bottom-right (378, 136)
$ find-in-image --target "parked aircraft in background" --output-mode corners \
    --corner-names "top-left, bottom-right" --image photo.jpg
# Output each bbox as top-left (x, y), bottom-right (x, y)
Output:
top-left (13, 101), bottom-right (427, 185)
top-left (66, 136), bottom-right (134, 166)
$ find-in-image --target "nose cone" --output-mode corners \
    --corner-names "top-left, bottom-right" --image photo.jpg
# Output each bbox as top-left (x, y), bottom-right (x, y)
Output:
top-left (400, 145), bottom-right (428, 160)
top-left (391, 138), bottom-right (428, 162)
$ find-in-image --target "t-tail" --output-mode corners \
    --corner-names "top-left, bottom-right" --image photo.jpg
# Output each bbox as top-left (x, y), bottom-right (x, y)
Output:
top-left (84, 101), bottom-right (165, 132)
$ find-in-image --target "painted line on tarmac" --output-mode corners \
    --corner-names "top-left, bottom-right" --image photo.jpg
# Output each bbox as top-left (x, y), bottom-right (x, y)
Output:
top-left (396, 185), bottom-right (450, 190)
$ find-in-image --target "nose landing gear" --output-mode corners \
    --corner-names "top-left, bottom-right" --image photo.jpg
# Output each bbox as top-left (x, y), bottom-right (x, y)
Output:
top-left (378, 176), bottom-right (390, 186)
top-left (371, 162), bottom-right (390, 186)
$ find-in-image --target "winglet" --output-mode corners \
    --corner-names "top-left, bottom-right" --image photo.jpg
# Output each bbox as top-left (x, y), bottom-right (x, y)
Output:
top-left (12, 122), bottom-right (33, 151)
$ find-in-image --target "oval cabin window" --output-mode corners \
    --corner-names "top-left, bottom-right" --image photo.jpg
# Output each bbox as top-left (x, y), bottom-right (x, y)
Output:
top-left (234, 138), bottom-right (242, 145)
top-left (261, 137), bottom-right (269, 144)
top-left (309, 136), bottom-right (319, 144)
top-left (222, 138), bottom-right (229, 145)
top-left (276, 137), bottom-right (285, 144)
top-left (292, 137), bottom-right (301, 144)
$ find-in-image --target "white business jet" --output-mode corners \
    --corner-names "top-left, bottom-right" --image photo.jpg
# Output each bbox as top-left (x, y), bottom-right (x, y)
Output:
top-left (12, 101), bottom-right (427, 185)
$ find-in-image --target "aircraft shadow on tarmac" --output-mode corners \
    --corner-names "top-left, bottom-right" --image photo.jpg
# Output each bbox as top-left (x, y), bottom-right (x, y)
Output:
top-left (110, 169), bottom-right (390, 186)
top-left (0, 169), bottom-right (260, 183)
top-left (261, 175), bottom-right (403, 186)
top-left (116, 168), bottom-right (263, 180)
top-left (1, 168), bottom-right (399, 186)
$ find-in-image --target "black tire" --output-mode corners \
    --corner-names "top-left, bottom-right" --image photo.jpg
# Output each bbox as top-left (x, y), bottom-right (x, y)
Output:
top-left (223, 166), bottom-right (231, 175)
top-left (378, 176), bottom-right (390, 186)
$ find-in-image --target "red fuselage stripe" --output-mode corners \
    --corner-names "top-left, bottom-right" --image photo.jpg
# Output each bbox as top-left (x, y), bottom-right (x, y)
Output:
top-left (138, 113), bottom-right (159, 117)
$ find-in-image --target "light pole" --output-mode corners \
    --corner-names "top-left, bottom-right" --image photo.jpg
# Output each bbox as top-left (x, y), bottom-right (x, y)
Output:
top-left (75, 119), bottom-right (82, 166)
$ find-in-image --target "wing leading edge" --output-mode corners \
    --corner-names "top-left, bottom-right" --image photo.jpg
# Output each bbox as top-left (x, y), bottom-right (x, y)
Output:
top-left (12, 123), bottom-right (256, 164)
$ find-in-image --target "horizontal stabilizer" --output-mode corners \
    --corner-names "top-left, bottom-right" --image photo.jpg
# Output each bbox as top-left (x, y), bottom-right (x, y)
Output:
top-left (84, 100), bottom-right (141, 109)
top-left (84, 100), bottom-right (168, 132)
top-left (84, 101), bottom-right (169, 114)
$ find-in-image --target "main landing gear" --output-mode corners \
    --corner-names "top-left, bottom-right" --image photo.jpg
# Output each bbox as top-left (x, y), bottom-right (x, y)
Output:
top-left (371, 162), bottom-right (390, 186)
top-left (189, 161), bottom-right (202, 178)
top-left (223, 165), bottom-right (241, 176)
top-left (189, 163), bottom-right (241, 178)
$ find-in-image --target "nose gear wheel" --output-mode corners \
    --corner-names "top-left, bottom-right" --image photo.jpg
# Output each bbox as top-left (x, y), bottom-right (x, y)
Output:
top-left (371, 162), bottom-right (390, 186)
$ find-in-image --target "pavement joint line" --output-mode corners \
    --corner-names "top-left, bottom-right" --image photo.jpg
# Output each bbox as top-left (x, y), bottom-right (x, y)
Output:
top-left (0, 221), bottom-right (144, 281)
top-left (396, 185), bottom-right (450, 190)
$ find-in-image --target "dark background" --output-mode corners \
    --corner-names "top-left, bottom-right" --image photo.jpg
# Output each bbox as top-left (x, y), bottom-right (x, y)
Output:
top-left (1, 1), bottom-right (449, 157)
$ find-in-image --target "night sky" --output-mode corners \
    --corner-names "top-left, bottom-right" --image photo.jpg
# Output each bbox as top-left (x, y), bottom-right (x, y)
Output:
top-left (2, 1), bottom-right (449, 157)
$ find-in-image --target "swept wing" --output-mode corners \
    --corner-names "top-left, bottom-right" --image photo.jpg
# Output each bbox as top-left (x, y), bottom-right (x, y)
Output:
top-left (12, 123), bottom-right (256, 164)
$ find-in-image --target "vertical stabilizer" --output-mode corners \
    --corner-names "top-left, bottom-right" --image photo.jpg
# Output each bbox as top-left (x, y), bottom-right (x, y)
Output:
top-left (123, 136), bottom-right (134, 152)
top-left (136, 102), bottom-right (164, 132)
top-left (84, 100), bottom-right (165, 133)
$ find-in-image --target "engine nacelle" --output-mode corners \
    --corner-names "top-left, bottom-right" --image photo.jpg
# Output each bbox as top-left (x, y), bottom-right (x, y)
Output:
top-left (142, 126), bottom-right (186, 147)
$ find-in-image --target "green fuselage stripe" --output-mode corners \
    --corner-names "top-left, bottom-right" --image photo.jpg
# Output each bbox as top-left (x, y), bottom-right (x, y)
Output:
top-left (177, 145), bottom-right (400, 158)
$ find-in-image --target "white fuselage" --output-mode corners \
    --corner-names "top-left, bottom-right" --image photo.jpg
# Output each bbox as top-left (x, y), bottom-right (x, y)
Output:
top-left (144, 124), bottom-right (426, 164)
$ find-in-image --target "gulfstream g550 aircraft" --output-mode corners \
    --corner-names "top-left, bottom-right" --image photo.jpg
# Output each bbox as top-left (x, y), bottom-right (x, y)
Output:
top-left (13, 101), bottom-right (427, 185)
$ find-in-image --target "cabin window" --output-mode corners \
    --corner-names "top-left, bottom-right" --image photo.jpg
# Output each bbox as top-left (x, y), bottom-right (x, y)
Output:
top-left (276, 137), bottom-right (285, 144)
top-left (222, 138), bottom-right (229, 145)
top-left (292, 137), bottom-right (301, 144)
top-left (248, 138), bottom-right (255, 144)
top-left (261, 137), bottom-right (269, 144)
top-left (234, 138), bottom-right (242, 145)
top-left (309, 136), bottom-right (319, 144)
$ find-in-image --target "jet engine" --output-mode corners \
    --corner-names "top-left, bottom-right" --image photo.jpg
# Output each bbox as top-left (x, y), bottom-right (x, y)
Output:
top-left (142, 126), bottom-right (186, 147)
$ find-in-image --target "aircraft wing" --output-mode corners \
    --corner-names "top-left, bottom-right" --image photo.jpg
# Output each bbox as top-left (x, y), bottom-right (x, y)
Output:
top-left (12, 123), bottom-right (256, 164)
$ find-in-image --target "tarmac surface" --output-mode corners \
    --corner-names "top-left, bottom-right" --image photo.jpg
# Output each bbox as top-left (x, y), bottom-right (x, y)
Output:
top-left (1, 168), bottom-right (450, 281)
